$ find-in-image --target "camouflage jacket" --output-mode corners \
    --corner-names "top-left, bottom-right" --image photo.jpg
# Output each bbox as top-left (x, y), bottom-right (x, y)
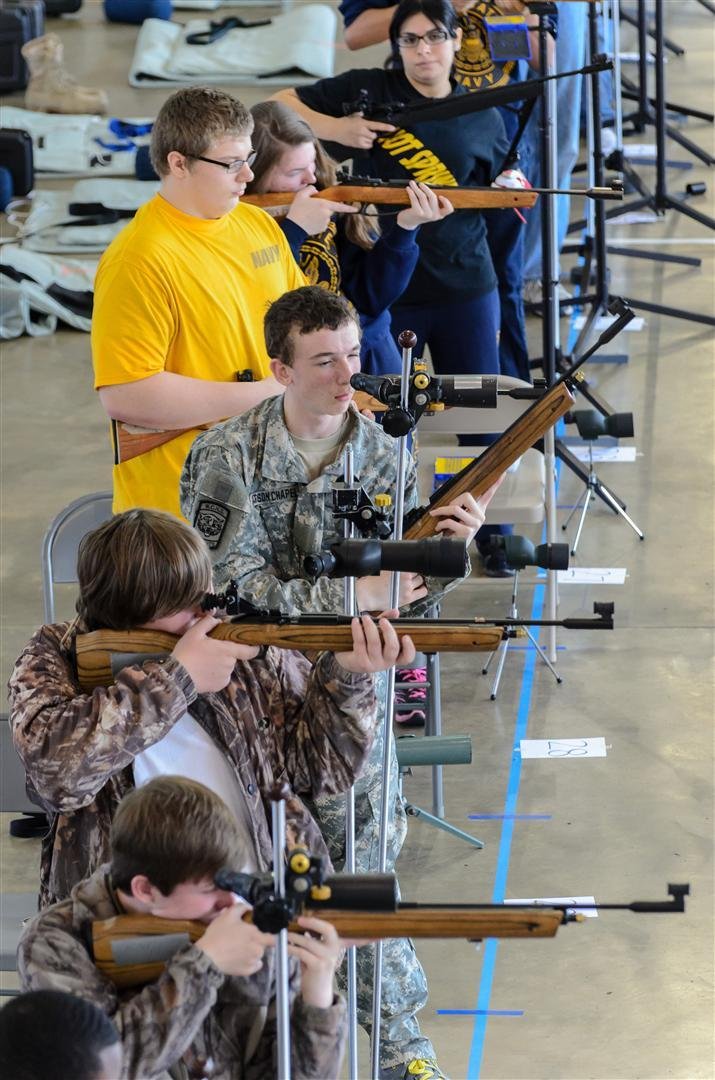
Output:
top-left (180, 396), bottom-right (462, 613)
top-left (8, 621), bottom-right (377, 909)
top-left (18, 865), bottom-right (346, 1080)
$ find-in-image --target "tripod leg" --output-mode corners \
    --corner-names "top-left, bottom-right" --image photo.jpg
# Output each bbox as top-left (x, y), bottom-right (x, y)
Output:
top-left (489, 637), bottom-right (510, 701)
top-left (562, 489), bottom-right (587, 530)
top-left (404, 799), bottom-right (484, 849)
top-left (620, 295), bottom-right (715, 328)
top-left (569, 487), bottom-right (593, 556)
top-left (524, 627), bottom-right (563, 684)
top-left (482, 648), bottom-right (497, 676)
top-left (556, 441), bottom-right (628, 511)
top-left (593, 481), bottom-right (645, 540)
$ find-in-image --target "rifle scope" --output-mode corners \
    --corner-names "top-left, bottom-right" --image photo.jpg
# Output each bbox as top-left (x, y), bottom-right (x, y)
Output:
top-left (215, 867), bottom-right (398, 933)
top-left (304, 537), bottom-right (468, 581)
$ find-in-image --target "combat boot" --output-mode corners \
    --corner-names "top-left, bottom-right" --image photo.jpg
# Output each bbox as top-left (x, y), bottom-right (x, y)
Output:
top-left (21, 34), bottom-right (109, 115)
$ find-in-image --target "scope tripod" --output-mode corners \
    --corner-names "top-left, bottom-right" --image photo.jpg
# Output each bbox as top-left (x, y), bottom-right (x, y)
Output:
top-left (482, 570), bottom-right (562, 700)
top-left (561, 440), bottom-right (644, 554)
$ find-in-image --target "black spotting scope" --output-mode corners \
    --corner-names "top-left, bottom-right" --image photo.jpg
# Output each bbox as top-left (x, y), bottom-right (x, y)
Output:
top-left (304, 537), bottom-right (469, 580)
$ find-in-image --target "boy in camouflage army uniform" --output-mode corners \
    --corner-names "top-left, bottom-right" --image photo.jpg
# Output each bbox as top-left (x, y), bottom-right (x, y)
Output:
top-left (9, 507), bottom-right (414, 910)
top-left (18, 776), bottom-right (348, 1080)
top-left (180, 286), bottom-right (497, 1080)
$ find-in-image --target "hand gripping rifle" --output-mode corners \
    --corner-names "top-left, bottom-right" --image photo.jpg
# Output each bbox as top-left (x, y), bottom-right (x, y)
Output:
top-left (74, 585), bottom-right (615, 693)
top-left (394, 300), bottom-right (635, 541)
top-left (91, 849), bottom-right (688, 990)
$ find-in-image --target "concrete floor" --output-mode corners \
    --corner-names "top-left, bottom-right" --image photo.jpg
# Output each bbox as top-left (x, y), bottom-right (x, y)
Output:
top-left (1, 3), bottom-right (714, 1079)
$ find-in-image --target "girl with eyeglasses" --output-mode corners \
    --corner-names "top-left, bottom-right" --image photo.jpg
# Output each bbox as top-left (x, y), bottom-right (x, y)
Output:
top-left (247, 100), bottom-right (454, 376)
top-left (272, 0), bottom-right (510, 395)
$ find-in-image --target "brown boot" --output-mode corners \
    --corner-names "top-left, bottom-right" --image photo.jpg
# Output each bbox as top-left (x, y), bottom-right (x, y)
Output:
top-left (21, 33), bottom-right (109, 115)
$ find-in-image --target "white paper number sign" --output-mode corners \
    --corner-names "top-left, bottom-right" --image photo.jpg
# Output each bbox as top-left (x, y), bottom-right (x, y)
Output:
top-left (519, 738), bottom-right (607, 759)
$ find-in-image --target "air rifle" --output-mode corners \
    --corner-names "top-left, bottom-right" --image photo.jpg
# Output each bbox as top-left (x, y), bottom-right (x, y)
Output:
top-left (74, 594), bottom-right (614, 693)
top-left (399, 299), bottom-right (635, 540)
top-left (342, 57), bottom-right (613, 129)
top-left (109, 390), bottom-right (377, 466)
top-left (91, 861), bottom-right (688, 990)
top-left (242, 177), bottom-right (539, 217)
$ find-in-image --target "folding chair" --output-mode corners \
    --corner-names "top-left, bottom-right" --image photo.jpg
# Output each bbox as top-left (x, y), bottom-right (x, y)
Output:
top-left (6, 493), bottom-right (113, 840)
top-left (41, 491), bottom-right (113, 623)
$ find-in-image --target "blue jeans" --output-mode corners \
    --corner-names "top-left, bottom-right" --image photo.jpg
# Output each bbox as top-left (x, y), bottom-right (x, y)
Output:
top-left (390, 289), bottom-right (509, 543)
top-left (522, 0), bottom-right (588, 281)
top-left (389, 288), bottom-right (500, 380)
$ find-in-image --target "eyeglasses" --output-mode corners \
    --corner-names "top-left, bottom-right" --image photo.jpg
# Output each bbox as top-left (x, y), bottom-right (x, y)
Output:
top-left (396, 28), bottom-right (450, 48)
top-left (189, 151), bottom-right (257, 174)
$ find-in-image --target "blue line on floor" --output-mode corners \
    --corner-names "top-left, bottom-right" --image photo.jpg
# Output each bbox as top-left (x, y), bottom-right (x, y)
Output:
top-left (508, 644), bottom-right (566, 652)
top-left (438, 1009), bottom-right (524, 1017)
top-left (467, 814), bottom-right (552, 820)
top-left (467, 583), bottom-right (544, 1078)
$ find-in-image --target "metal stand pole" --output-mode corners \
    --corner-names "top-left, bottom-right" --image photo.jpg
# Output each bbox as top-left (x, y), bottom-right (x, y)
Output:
top-left (536, 12), bottom-right (560, 663)
top-left (340, 444), bottom-right (360, 1080)
top-left (271, 796), bottom-right (292, 1080)
top-left (370, 331), bottom-right (413, 1080)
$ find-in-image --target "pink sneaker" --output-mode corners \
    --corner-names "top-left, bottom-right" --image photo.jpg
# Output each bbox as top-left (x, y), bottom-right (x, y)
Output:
top-left (395, 668), bottom-right (427, 727)
top-left (397, 667), bottom-right (427, 685)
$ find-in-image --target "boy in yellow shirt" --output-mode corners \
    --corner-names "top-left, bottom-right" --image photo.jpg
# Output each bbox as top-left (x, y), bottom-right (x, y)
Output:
top-left (92, 86), bottom-right (316, 516)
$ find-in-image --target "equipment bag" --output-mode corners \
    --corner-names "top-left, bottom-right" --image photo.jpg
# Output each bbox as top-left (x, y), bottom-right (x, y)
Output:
top-left (44, 0), bottom-right (82, 13)
top-left (0, 0), bottom-right (45, 92)
top-left (0, 127), bottom-right (34, 195)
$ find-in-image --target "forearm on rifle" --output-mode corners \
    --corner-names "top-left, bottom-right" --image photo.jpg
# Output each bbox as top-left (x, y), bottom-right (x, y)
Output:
top-left (98, 372), bottom-right (283, 429)
top-left (281, 650), bottom-right (377, 797)
top-left (342, 7), bottom-right (395, 49)
top-left (290, 995), bottom-right (348, 1080)
top-left (9, 634), bottom-right (195, 809)
top-left (113, 946), bottom-right (225, 1076)
top-left (270, 90), bottom-right (344, 143)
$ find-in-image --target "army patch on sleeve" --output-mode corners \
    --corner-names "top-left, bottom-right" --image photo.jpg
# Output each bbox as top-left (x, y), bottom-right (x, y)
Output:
top-left (194, 500), bottom-right (229, 549)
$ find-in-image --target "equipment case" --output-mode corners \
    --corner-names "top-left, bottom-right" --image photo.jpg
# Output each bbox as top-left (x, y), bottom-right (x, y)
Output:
top-left (0, 0), bottom-right (45, 92)
top-left (0, 128), bottom-right (34, 196)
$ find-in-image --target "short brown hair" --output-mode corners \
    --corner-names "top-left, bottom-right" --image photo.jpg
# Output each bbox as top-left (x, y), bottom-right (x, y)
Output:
top-left (264, 285), bottom-right (360, 366)
top-left (76, 509), bottom-right (212, 631)
top-left (110, 777), bottom-right (245, 895)
top-left (150, 86), bottom-right (253, 177)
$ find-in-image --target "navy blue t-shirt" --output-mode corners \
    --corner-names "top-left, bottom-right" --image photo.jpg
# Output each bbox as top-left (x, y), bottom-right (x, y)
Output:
top-left (296, 67), bottom-right (508, 305)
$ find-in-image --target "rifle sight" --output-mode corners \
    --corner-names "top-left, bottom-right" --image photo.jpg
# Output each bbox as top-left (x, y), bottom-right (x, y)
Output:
top-left (215, 855), bottom-right (397, 933)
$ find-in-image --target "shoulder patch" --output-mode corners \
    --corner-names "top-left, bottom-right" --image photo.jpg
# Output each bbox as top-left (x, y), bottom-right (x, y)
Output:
top-left (194, 500), bottom-right (229, 549)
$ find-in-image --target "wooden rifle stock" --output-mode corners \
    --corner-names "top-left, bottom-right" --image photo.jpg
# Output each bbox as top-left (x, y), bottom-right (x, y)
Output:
top-left (74, 620), bottom-right (508, 692)
top-left (91, 906), bottom-right (564, 990)
top-left (110, 392), bottom-right (380, 465)
top-left (242, 184), bottom-right (538, 217)
top-left (403, 381), bottom-right (575, 540)
top-left (403, 303), bottom-right (636, 540)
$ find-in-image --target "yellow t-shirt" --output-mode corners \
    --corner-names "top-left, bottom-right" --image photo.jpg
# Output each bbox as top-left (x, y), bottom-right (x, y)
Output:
top-left (92, 194), bottom-right (305, 516)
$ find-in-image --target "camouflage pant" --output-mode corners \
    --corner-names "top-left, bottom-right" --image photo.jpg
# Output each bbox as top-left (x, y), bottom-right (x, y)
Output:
top-left (308, 686), bottom-right (435, 1071)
